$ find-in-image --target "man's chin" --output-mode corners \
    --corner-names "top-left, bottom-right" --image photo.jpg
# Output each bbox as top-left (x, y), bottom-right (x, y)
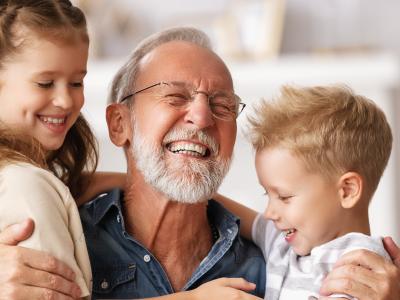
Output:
top-left (154, 180), bottom-right (214, 205)
top-left (167, 195), bottom-right (209, 205)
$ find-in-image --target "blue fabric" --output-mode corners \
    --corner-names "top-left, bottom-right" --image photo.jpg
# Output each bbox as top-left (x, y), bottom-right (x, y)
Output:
top-left (80, 188), bottom-right (266, 299)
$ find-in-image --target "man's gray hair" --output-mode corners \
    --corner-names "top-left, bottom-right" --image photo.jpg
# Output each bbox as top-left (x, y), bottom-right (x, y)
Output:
top-left (108, 27), bottom-right (213, 104)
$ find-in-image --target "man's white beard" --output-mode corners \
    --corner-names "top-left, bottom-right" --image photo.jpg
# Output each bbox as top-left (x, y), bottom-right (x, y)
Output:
top-left (130, 122), bottom-right (231, 204)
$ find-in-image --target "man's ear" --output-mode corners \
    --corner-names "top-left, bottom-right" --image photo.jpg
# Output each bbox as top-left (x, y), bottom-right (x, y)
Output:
top-left (106, 104), bottom-right (132, 147)
top-left (338, 172), bottom-right (363, 209)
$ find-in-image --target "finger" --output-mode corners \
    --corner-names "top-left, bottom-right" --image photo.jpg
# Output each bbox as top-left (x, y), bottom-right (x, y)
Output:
top-left (383, 236), bottom-right (400, 267)
top-left (320, 276), bottom-right (375, 300)
top-left (0, 283), bottom-right (75, 300)
top-left (16, 264), bottom-right (81, 298)
top-left (215, 277), bottom-right (256, 291)
top-left (321, 263), bottom-right (379, 295)
top-left (8, 247), bottom-right (77, 282)
top-left (334, 249), bottom-right (390, 272)
top-left (0, 219), bottom-right (34, 245)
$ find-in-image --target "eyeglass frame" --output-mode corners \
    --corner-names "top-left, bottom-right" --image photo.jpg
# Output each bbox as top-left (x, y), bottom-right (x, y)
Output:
top-left (118, 81), bottom-right (246, 120)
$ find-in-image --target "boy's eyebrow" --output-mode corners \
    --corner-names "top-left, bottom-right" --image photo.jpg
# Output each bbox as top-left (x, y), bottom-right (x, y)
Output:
top-left (267, 184), bottom-right (291, 195)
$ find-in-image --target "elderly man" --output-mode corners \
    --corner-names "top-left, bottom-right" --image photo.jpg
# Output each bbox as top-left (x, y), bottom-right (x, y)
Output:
top-left (1, 27), bottom-right (400, 300)
top-left (80, 27), bottom-right (266, 298)
top-left (0, 27), bottom-right (265, 299)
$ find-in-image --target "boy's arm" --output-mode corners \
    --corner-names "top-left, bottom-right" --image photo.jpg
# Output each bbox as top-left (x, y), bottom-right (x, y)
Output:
top-left (213, 193), bottom-right (258, 240)
top-left (76, 172), bottom-right (126, 206)
top-left (145, 278), bottom-right (261, 300)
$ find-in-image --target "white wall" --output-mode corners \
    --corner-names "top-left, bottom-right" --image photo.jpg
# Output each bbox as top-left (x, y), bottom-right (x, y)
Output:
top-left (78, 0), bottom-right (400, 243)
top-left (83, 52), bottom-right (400, 243)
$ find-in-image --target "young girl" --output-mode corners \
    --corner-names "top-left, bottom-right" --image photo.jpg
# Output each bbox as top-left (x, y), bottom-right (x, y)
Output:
top-left (0, 1), bottom-right (99, 298)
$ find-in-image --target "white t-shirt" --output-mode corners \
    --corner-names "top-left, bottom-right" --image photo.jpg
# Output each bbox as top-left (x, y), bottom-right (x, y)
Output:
top-left (252, 214), bottom-right (390, 300)
top-left (0, 162), bottom-right (92, 298)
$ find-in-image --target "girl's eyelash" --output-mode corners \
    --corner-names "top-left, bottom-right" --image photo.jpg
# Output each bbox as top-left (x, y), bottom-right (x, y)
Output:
top-left (36, 81), bottom-right (84, 88)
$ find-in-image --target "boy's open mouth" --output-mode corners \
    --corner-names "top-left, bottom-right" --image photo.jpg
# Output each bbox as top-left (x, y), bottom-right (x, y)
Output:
top-left (284, 228), bottom-right (296, 238)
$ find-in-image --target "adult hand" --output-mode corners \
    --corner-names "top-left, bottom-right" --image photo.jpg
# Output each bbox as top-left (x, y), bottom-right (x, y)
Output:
top-left (190, 277), bottom-right (262, 300)
top-left (320, 240), bottom-right (400, 300)
top-left (0, 219), bottom-right (81, 300)
top-left (383, 236), bottom-right (400, 268)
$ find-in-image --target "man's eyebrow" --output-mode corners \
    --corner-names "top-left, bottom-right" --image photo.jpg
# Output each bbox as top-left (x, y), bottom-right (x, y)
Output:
top-left (168, 80), bottom-right (187, 86)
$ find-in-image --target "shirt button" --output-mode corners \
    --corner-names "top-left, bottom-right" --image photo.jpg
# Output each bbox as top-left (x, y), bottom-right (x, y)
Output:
top-left (101, 279), bottom-right (109, 289)
top-left (143, 254), bottom-right (151, 262)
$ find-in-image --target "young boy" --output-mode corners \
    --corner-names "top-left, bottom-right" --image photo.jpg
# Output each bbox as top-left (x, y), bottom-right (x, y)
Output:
top-left (218, 84), bottom-right (393, 299)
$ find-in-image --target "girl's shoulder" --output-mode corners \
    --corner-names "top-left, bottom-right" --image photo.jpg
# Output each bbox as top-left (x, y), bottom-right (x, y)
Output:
top-left (0, 162), bottom-right (68, 194)
top-left (1, 161), bottom-right (51, 179)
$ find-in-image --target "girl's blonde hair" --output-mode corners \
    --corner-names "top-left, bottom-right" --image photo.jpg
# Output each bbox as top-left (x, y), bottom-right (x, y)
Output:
top-left (249, 85), bottom-right (392, 199)
top-left (0, 0), bottom-right (98, 198)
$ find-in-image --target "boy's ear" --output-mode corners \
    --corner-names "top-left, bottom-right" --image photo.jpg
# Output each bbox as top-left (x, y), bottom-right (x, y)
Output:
top-left (338, 172), bottom-right (363, 209)
top-left (106, 104), bottom-right (133, 147)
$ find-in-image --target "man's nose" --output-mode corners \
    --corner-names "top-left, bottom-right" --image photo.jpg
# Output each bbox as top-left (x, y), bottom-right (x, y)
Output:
top-left (183, 93), bottom-right (215, 129)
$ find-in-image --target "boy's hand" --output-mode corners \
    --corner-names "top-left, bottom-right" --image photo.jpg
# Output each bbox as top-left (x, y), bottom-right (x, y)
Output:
top-left (320, 245), bottom-right (400, 300)
top-left (0, 219), bottom-right (81, 300)
top-left (190, 277), bottom-right (262, 300)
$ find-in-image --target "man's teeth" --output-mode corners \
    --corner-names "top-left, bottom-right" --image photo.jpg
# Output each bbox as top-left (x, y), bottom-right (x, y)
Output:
top-left (40, 116), bottom-right (65, 124)
top-left (168, 143), bottom-right (207, 157)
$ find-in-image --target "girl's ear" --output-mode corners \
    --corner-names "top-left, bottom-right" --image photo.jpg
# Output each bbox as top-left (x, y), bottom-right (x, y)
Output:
top-left (106, 104), bottom-right (132, 147)
top-left (338, 172), bottom-right (363, 209)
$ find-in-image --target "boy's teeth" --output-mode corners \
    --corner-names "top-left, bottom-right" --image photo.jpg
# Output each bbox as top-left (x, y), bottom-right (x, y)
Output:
top-left (285, 229), bottom-right (296, 237)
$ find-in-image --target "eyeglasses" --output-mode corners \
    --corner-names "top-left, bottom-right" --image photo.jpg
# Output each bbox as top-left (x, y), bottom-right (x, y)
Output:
top-left (119, 81), bottom-right (246, 121)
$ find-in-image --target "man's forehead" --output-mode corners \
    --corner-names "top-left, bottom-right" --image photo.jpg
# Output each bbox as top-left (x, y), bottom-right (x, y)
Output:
top-left (143, 40), bottom-right (214, 60)
top-left (137, 41), bottom-right (233, 88)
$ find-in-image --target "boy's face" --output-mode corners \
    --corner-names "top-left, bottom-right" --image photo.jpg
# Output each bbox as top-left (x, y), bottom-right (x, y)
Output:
top-left (255, 146), bottom-right (347, 256)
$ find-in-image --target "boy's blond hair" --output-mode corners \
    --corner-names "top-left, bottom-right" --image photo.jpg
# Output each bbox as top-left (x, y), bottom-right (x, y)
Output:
top-left (249, 85), bottom-right (392, 199)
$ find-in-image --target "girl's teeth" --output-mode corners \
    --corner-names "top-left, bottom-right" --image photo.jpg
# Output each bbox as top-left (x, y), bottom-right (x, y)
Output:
top-left (40, 117), bottom-right (65, 124)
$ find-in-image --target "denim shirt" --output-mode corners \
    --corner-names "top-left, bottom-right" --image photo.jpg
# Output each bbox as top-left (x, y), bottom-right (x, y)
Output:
top-left (80, 188), bottom-right (266, 299)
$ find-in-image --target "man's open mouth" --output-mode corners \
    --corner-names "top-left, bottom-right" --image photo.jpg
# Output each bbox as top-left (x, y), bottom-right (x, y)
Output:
top-left (166, 142), bottom-right (210, 157)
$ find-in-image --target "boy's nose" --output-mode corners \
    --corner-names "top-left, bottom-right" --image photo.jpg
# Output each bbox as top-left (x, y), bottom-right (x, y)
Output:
top-left (263, 201), bottom-right (279, 221)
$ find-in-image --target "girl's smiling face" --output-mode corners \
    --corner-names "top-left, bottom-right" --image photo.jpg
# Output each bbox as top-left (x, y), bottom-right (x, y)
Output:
top-left (0, 36), bottom-right (88, 151)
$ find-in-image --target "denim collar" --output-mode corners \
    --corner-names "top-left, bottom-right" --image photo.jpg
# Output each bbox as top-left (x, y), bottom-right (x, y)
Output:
top-left (90, 188), bottom-right (124, 225)
top-left (89, 188), bottom-right (241, 234)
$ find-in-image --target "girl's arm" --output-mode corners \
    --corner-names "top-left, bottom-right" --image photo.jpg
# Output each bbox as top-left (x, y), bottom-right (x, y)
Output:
top-left (76, 171), bottom-right (127, 206)
top-left (0, 165), bottom-right (91, 298)
top-left (213, 193), bottom-right (258, 240)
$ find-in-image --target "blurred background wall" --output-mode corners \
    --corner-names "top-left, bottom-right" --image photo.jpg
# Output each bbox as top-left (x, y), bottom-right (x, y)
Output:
top-left (74, 0), bottom-right (400, 242)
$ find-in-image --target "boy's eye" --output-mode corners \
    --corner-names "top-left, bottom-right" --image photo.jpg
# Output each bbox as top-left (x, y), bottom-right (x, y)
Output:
top-left (37, 81), bottom-right (54, 88)
top-left (278, 195), bottom-right (292, 202)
